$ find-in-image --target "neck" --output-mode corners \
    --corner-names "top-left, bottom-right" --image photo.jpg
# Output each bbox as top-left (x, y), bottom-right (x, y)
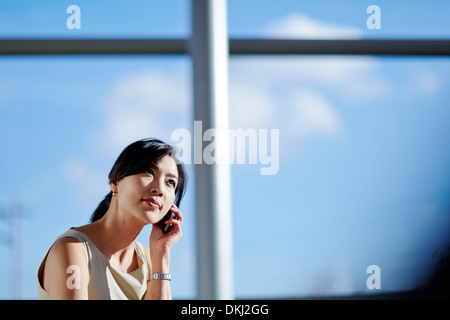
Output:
top-left (89, 203), bottom-right (145, 260)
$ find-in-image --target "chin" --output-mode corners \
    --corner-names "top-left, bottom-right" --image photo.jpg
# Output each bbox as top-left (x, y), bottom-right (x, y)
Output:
top-left (141, 209), bottom-right (164, 225)
top-left (136, 202), bottom-right (160, 223)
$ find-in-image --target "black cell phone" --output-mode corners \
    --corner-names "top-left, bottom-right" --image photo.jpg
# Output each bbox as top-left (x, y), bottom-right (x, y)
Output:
top-left (158, 210), bottom-right (174, 233)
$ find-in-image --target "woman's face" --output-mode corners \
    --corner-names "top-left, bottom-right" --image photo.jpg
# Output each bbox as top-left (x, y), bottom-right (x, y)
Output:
top-left (113, 155), bottom-right (179, 225)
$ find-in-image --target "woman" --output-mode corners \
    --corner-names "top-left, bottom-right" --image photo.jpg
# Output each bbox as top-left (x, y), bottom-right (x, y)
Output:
top-left (37, 138), bottom-right (187, 300)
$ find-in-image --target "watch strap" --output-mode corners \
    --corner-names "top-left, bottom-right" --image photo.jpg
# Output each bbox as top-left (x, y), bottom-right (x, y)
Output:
top-left (151, 273), bottom-right (171, 281)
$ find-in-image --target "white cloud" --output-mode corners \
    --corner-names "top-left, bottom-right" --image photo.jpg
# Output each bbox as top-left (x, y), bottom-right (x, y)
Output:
top-left (230, 56), bottom-right (388, 102)
top-left (227, 13), bottom-right (389, 146)
top-left (228, 55), bottom-right (388, 148)
top-left (229, 83), bottom-right (276, 129)
top-left (287, 89), bottom-right (342, 138)
top-left (264, 13), bottom-right (362, 39)
top-left (94, 70), bottom-right (191, 157)
top-left (417, 71), bottom-right (440, 94)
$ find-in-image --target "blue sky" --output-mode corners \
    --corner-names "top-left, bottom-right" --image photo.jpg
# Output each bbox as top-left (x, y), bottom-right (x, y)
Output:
top-left (0, 1), bottom-right (450, 299)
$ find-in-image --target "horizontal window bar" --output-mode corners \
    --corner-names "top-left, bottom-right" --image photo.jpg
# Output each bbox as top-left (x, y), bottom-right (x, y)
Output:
top-left (0, 38), bottom-right (449, 56)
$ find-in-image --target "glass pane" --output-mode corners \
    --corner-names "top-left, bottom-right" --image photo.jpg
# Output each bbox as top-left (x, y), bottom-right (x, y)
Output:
top-left (0, 0), bottom-right (189, 38)
top-left (229, 56), bottom-right (450, 298)
top-left (0, 56), bottom-right (194, 299)
top-left (228, 0), bottom-right (450, 39)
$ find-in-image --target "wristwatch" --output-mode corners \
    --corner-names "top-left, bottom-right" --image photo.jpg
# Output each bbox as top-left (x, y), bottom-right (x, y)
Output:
top-left (151, 273), bottom-right (171, 281)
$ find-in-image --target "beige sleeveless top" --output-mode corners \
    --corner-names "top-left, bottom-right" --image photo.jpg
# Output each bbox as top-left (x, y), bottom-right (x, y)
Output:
top-left (37, 229), bottom-right (149, 300)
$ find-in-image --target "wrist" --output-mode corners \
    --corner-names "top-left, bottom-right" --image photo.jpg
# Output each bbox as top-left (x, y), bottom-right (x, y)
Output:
top-left (150, 250), bottom-right (171, 273)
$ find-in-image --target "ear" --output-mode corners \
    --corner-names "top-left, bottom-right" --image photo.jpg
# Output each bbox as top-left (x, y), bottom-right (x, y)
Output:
top-left (110, 182), bottom-right (118, 194)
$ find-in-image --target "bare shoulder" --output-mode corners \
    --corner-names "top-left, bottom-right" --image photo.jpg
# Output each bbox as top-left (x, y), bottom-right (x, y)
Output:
top-left (43, 237), bottom-right (89, 299)
top-left (46, 237), bottom-right (86, 265)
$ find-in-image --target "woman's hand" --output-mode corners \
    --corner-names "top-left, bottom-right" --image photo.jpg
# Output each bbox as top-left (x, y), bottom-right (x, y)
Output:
top-left (149, 203), bottom-right (183, 256)
top-left (145, 205), bottom-right (182, 300)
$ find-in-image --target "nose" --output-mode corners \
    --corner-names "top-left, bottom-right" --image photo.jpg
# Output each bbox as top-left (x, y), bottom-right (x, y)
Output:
top-left (150, 177), bottom-right (163, 195)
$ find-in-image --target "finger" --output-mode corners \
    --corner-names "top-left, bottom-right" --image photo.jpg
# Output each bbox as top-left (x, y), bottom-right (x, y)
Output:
top-left (167, 216), bottom-right (183, 231)
top-left (164, 219), bottom-right (182, 237)
top-left (170, 205), bottom-right (183, 224)
top-left (170, 203), bottom-right (180, 214)
top-left (177, 211), bottom-right (183, 224)
top-left (165, 217), bottom-right (182, 227)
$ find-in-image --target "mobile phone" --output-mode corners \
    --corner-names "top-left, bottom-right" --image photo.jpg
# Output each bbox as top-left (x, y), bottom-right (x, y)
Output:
top-left (158, 210), bottom-right (174, 233)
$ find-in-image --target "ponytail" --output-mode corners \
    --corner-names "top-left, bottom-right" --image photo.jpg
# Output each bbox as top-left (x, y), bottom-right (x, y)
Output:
top-left (90, 191), bottom-right (113, 223)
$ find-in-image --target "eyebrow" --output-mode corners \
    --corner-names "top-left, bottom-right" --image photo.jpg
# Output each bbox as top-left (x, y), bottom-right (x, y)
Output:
top-left (159, 168), bottom-right (179, 180)
top-left (166, 173), bottom-right (179, 181)
top-left (148, 164), bottom-right (178, 181)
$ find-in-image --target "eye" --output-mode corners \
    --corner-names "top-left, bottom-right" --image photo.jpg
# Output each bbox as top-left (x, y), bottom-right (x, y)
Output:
top-left (167, 179), bottom-right (177, 188)
top-left (147, 169), bottom-right (154, 176)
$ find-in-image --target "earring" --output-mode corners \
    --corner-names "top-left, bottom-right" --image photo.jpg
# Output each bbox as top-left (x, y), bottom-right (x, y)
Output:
top-left (112, 191), bottom-right (118, 197)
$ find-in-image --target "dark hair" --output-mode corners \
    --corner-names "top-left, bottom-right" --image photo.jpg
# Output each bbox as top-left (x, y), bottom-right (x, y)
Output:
top-left (90, 138), bottom-right (187, 223)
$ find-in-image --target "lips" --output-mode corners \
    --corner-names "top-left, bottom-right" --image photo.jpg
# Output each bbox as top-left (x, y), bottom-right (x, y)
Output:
top-left (142, 198), bottom-right (161, 209)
